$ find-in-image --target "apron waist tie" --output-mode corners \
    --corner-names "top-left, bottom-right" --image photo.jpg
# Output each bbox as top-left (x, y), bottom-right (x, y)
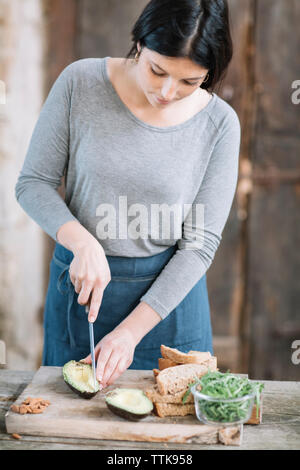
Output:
top-left (54, 254), bottom-right (78, 350)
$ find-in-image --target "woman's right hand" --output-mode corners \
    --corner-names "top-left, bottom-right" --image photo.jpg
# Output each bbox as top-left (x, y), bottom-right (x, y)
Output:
top-left (68, 240), bottom-right (111, 322)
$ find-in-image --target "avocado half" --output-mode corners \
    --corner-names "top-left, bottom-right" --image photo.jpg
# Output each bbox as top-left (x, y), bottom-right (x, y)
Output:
top-left (105, 388), bottom-right (154, 421)
top-left (62, 360), bottom-right (100, 399)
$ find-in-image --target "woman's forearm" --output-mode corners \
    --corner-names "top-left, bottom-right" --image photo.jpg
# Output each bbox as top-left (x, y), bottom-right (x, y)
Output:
top-left (116, 301), bottom-right (162, 346)
top-left (56, 220), bottom-right (101, 253)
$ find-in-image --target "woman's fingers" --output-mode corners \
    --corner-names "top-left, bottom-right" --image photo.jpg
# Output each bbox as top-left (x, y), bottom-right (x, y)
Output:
top-left (82, 342), bottom-right (101, 365)
top-left (88, 287), bottom-right (104, 322)
top-left (81, 350), bottom-right (127, 389)
top-left (77, 279), bottom-right (93, 306)
top-left (71, 276), bottom-right (103, 323)
top-left (101, 350), bottom-right (120, 386)
top-left (106, 357), bottom-right (130, 386)
top-left (72, 276), bottom-right (103, 322)
top-left (69, 272), bottom-right (76, 286)
top-left (74, 277), bottom-right (82, 294)
top-left (81, 335), bottom-right (134, 389)
top-left (96, 345), bottom-right (114, 384)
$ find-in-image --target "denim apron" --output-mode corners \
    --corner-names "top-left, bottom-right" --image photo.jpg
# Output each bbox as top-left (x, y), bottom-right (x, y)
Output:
top-left (42, 241), bottom-right (213, 369)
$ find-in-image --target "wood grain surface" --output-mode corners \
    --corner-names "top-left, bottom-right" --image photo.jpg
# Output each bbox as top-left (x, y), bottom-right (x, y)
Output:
top-left (4, 367), bottom-right (243, 446)
top-left (1, 370), bottom-right (300, 449)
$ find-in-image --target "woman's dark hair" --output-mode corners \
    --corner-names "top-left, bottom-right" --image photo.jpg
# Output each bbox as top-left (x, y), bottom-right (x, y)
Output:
top-left (126, 0), bottom-right (233, 91)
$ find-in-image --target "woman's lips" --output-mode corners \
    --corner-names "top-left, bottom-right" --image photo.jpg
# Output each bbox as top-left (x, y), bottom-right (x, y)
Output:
top-left (156, 96), bottom-right (171, 105)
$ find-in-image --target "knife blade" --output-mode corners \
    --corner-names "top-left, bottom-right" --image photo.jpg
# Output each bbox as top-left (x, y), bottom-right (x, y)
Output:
top-left (85, 300), bottom-right (97, 391)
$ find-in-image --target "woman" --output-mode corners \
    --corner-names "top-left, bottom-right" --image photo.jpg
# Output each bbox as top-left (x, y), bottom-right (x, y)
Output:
top-left (15, 0), bottom-right (241, 390)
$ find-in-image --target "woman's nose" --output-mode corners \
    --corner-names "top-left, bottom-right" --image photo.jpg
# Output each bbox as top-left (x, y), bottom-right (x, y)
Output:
top-left (161, 77), bottom-right (177, 101)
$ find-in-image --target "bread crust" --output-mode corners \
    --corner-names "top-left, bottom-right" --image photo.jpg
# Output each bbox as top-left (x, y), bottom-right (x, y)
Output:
top-left (153, 402), bottom-right (196, 417)
top-left (160, 345), bottom-right (212, 364)
top-left (158, 357), bottom-right (177, 370)
top-left (156, 363), bottom-right (214, 395)
top-left (144, 384), bottom-right (194, 404)
top-left (147, 345), bottom-right (218, 417)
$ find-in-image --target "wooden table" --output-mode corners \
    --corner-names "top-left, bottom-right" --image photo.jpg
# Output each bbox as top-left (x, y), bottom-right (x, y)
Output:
top-left (0, 370), bottom-right (299, 450)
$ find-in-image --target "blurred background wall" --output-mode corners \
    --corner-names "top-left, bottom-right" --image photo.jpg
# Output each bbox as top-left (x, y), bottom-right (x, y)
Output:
top-left (0, 0), bottom-right (299, 379)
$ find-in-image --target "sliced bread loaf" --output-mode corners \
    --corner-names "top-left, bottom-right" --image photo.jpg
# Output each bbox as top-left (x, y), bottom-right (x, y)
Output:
top-left (197, 355), bottom-right (217, 371)
top-left (160, 345), bottom-right (212, 364)
top-left (158, 357), bottom-right (177, 370)
top-left (144, 384), bottom-right (194, 404)
top-left (156, 363), bottom-right (213, 395)
top-left (153, 402), bottom-right (195, 417)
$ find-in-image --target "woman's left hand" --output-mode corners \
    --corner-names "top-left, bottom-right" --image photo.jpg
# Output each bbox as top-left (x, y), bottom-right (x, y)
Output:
top-left (82, 327), bottom-right (137, 388)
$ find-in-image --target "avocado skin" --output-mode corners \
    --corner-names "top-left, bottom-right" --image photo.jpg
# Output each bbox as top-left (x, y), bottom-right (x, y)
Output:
top-left (106, 402), bottom-right (151, 421)
top-left (62, 360), bottom-right (100, 399)
top-left (105, 388), bottom-right (154, 421)
top-left (64, 380), bottom-right (99, 399)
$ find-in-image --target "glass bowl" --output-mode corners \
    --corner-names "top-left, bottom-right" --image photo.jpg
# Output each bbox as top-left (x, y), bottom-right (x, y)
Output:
top-left (190, 383), bottom-right (256, 426)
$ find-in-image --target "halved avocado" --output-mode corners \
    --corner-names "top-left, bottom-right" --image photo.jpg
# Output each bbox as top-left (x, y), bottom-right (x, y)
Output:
top-left (105, 388), bottom-right (153, 421)
top-left (63, 360), bottom-right (100, 399)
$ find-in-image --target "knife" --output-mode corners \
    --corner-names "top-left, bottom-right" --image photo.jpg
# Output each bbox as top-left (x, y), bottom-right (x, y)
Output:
top-left (85, 298), bottom-right (97, 391)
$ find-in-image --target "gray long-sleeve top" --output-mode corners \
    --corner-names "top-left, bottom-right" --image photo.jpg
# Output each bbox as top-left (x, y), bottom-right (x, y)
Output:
top-left (15, 57), bottom-right (241, 320)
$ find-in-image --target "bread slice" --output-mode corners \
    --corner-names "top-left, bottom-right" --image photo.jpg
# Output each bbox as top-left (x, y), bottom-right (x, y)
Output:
top-left (158, 357), bottom-right (177, 370)
top-left (153, 402), bottom-right (195, 417)
top-left (156, 363), bottom-right (215, 395)
top-left (160, 345), bottom-right (212, 364)
top-left (200, 355), bottom-right (217, 371)
top-left (144, 384), bottom-right (194, 404)
top-left (188, 350), bottom-right (213, 359)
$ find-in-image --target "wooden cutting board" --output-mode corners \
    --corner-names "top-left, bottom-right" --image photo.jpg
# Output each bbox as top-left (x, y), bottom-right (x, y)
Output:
top-left (5, 366), bottom-right (244, 446)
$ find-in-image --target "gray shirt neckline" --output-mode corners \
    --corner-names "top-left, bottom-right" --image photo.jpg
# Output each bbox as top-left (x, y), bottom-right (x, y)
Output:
top-left (101, 56), bottom-right (217, 133)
